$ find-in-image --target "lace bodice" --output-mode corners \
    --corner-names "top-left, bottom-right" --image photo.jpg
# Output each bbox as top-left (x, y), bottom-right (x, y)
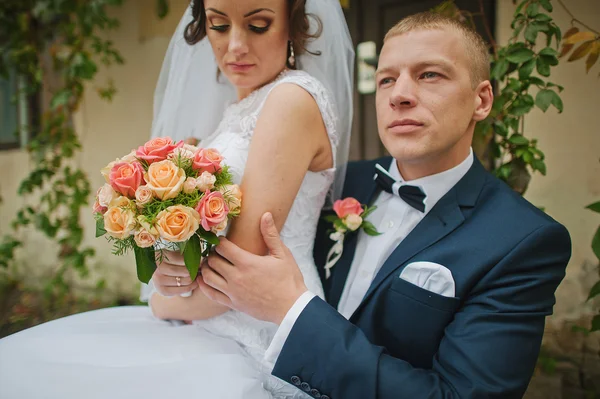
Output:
top-left (201, 70), bottom-right (337, 293)
top-left (195, 70), bottom-right (339, 398)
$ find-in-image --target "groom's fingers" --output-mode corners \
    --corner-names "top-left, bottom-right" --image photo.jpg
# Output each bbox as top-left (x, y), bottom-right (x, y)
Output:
top-left (214, 238), bottom-right (253, 266)
top-left (197, 276), bottom-right (232, 308)
top-left (200, 263), bottom-right (228, 291)
top-left (260, 212), bottom-right (285, 259)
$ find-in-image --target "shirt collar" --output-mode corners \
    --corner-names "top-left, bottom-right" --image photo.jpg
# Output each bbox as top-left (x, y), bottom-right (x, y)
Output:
top-left (388, 148), bottom-right (474, 214)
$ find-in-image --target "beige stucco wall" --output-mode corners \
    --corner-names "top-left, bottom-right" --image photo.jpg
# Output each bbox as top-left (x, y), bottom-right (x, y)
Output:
top-left (0, 0), bottom-right (599, 316)
top-left (0, 0), bottom-right (189, 297)
top-left (496, 0), bottom-right (600, 324)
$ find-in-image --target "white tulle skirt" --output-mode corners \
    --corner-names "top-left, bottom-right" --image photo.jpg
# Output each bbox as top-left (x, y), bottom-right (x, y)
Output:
top-left (0, 306), bottom-right (274, 399)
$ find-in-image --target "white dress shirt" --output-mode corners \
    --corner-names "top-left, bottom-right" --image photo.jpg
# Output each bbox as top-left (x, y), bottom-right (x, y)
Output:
top-left (264, 149), bottom-right (474, 369)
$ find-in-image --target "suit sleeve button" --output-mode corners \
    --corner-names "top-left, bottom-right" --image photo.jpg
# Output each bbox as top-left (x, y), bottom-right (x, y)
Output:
top-left (300, 382), bottom-right (311, 392)
top-left (291, 376), bottom-right (301, 386)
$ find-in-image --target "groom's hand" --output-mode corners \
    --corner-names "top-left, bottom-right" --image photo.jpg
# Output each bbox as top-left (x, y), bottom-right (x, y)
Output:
top-left (199, 212), bottom-right (308, 325)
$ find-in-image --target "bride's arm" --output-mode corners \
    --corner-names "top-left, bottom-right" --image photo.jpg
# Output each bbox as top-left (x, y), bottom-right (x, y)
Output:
top-left (151, 83), bottom-right (332, 320)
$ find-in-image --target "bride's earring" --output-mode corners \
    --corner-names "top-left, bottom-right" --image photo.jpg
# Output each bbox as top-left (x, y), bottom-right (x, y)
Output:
top-left (288, 41), bottom-right (296, 68)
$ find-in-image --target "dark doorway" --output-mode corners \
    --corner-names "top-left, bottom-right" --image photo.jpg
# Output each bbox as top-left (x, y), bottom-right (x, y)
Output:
top-left (342, 0), bottom-right (497, 160)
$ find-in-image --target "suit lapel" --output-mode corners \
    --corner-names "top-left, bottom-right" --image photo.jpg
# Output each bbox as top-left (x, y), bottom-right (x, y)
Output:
top-left (349, 158), bottom-right (488, 321)
top-left (327, 157), bottom-right (391, 309)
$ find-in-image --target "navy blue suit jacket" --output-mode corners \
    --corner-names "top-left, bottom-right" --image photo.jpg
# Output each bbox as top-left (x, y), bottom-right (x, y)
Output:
top-left (272, 157), bottom-right (571, 399)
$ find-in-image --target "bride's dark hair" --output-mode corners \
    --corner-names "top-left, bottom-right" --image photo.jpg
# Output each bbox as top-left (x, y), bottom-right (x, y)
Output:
top-left (184, 0), bottom-right (322, 69)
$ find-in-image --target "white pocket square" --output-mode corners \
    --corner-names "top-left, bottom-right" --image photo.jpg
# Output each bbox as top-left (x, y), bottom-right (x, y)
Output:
top-left (399, 261), bottom-right (456, 297)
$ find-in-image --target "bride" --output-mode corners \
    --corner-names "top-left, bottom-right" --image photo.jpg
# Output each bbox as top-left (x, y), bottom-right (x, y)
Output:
top-left (0, 0), bottom-right (353, 398)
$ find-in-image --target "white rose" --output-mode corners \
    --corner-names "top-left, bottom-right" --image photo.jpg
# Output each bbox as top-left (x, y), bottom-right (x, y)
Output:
top-left (97, 183), bottom-right (119, 208)
top-left (212, 218), bottom-right (228, 234)
top-left (134, 228), bottom-right (158, 248)
top-left (183, 177), bottom-right (198, 194)
top-left (135, 185), bottom-right (154, 206)
top-left (119, 150), bottom-right (138, 163)
top-left (100, 159), bottom-right (118, 183)
top-left (169, 144), bottom-right (196, 160)
top-left (344, 214), bottom-right (363, 231)
top-left (219, 184), bottom-right (242, 214)
top-left (196, 171), bottom-right (217, 192)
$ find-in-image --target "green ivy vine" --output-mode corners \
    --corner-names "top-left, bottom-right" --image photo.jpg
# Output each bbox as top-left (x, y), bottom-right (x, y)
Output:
top-left (0, 0), bottom-right (125, 292)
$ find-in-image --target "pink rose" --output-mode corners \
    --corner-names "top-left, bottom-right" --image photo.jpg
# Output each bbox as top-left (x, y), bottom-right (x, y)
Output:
top-left (135, 137), bottom-right (183, 164)
top-left (109, 162), bottom-right (145, 198)
top-left (192, 148), bottom-right (223, 174)
top-left (195, 191), bottom-right (229, 231)
top-left (333, 198), bottom-right (364, 218)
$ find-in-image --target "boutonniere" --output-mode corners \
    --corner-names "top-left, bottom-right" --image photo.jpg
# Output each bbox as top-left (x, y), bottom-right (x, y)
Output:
top-left (323, 197), bottom-right (381, 279)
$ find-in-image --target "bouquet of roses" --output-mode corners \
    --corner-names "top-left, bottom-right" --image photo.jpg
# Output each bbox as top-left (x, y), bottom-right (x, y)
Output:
top-left (93, 137), bottom-right (241, 284)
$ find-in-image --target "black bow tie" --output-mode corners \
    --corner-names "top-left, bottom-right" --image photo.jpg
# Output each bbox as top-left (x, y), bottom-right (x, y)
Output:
top-left (374, 163), bottom-right (427, 213)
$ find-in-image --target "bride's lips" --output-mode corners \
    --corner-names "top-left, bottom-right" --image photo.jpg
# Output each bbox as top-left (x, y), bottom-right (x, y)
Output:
top-left (227, 63), bottom-right (255, 73)
top-left (387, 118), bottom-right (424, 134)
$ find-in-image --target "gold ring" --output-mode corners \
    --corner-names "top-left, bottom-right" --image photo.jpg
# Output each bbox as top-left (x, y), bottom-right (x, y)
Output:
top-left (175, 276), bottom-right (182, 287)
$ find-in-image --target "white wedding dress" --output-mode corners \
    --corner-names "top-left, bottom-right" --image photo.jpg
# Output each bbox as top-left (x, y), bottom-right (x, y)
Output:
top-left (0, 70), bottom-right (338, 399)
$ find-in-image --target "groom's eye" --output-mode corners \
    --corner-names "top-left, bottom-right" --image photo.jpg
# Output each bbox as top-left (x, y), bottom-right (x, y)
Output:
top-left (420, 71), bottom-right (441, 80)
top-left (378, 77), bottom-right (395, 87)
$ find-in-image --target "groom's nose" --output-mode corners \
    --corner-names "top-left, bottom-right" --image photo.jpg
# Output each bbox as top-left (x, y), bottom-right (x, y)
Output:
top-left (389, 74), bottom-right (418, 109)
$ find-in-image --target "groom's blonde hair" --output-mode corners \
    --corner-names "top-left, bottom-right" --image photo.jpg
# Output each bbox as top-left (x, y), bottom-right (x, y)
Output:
top-left (385, 12), bottom-right (490, 88)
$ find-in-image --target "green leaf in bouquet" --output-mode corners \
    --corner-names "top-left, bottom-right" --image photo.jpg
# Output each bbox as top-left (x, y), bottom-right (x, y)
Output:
top-left (183, 234), bottom-right (202, 280)
top-left (214, 165), bottom-right (234, 188)
top-left (95, 216), bottom-right (106, 238)
top-left (134, 246), bottom-right (157, 284)
top-left (199, 230), bottom-right (221, 246)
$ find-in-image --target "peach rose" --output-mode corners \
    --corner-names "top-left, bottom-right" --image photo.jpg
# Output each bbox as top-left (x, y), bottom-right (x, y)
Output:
top-left (136, 137), bottom-right (183, 164)
top-left (109, 161), bottom-right (145, 198)
top-left (333, 198), bottom-right (364, 218)
top-left (183, 177), bottom-right (198, 194)
top-left (344, 214), bottom-right (363, 231)
top-left (196, 171), bottom-right (216, 192)
top-left (219, 184), bottom-right (242, 214)
top-left (192, 148), bottom-right (223, 174)
top-left (135, 185), bottom-right (154, 206)
top-left (196, 191), bottom-right (229, 231)
top-left (155, 205), bottom-right (200, 242)
top-left (103, 203), bottom-right (137, 240)
top-left (97, 183), bottom-right (119, 208)
top-left (145, 160), bottom-right (186, 200)
top-left (134, 228), bottom-right (158, 248)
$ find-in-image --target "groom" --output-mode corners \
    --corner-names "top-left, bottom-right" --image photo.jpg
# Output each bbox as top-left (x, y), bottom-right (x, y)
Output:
top-left (199, 12), bottom-right (571, 399)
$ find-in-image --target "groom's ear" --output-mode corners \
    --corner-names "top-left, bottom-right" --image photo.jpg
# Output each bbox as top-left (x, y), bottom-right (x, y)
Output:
top-left (473, 80), bottom-right (493, 122)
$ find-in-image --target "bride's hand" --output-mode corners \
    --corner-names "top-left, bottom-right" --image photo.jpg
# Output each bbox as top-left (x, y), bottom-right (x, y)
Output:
top-left (152, 250), bottom-right (199, 296)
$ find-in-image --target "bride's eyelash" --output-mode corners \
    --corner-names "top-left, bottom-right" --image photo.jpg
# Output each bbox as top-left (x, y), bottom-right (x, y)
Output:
top-left (209, 24), bottom-right (229, 32)
top-left (249, 24), bottom-right (270, 34)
